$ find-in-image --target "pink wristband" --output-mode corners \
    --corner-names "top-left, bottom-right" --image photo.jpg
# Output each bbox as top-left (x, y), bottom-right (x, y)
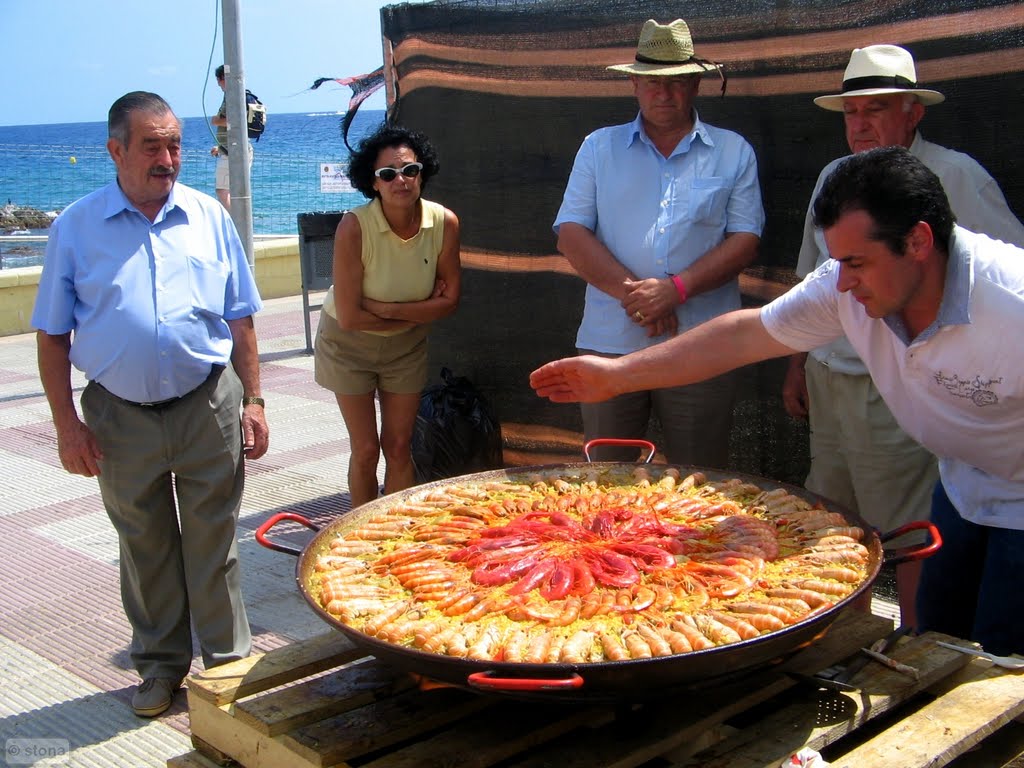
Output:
top-left (671, 274), bottom-right (687, 304)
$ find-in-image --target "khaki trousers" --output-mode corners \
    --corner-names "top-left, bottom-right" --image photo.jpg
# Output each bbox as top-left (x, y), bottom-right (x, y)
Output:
top-left (81, 365), bottom-right (251, 680)
top-left (804, 356), bottom-right (938, 535)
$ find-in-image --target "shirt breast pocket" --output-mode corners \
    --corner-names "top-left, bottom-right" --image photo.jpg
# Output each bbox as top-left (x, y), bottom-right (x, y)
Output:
top-left (688, 177), bottom-right (729, 227)
top-left (188, 257), bottom-right (228, 316)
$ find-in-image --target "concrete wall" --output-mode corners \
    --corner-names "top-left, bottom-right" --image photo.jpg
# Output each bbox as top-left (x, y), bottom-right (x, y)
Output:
top-left (0, 237), bottom-right (302, 337)
top-left (0, 267), bottom-right (41, 338)
top-left (252, 237), bottom-right (302, 300)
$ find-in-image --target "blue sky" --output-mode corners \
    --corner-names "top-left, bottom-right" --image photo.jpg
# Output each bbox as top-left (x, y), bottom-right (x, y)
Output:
top-left (0, 0), bottom-right (415, 126)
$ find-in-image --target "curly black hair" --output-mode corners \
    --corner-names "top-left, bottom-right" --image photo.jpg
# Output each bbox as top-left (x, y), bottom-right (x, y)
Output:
top-left (347, 124), bottom-right (440, 200)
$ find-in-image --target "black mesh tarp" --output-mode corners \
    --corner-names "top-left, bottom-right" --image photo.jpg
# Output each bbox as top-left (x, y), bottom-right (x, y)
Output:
top-left (377, 0), bottom-right (1024, 483)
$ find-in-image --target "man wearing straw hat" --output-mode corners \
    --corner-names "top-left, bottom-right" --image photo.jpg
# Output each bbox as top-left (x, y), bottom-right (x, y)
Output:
top-left (553, 19), bottom-right (763, 467)
top-left (781, 44), bottom-right (1024, 625)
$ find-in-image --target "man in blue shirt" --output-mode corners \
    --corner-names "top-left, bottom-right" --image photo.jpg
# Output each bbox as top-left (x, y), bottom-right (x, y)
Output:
top-left (553, 19), bottom-right (764, 467)
top-left (32, 91), bottom-right (269, 718)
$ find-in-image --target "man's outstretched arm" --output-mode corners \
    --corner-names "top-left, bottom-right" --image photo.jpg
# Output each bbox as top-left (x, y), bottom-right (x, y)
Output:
top-left (530, 308), bottom-right (797, 403)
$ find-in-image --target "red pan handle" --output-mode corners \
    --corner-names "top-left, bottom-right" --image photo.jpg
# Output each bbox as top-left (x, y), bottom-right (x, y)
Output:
top-left (255, 512), bottom-right (320, 557)
top-left (467, 670), bottom-right (585, 692)
top-left (879, 520), bottom-right (942, 566)
top-left (583, 438), bottom-right (656, 464)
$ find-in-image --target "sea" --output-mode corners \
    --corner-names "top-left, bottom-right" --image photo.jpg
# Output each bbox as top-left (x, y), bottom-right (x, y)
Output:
top-left (0, 109), bottom-right (385, 269)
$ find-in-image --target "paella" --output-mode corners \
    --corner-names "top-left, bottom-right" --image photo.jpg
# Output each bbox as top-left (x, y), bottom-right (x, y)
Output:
top-left (309, 465), bottom-right (870, 664)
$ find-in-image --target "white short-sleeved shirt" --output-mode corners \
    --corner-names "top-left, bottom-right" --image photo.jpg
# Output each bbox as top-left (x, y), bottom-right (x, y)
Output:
top-left (795, 133), bottom-right (1024, 375)
top-left (762, 227), bottom-right (1024, 528)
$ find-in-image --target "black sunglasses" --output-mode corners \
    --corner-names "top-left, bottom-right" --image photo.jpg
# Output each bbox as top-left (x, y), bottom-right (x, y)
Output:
top-left (374, 162), bottom-right (423, 182)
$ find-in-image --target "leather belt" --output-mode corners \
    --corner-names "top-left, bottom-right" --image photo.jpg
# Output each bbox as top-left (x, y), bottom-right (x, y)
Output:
top-left (99, 366), bottom-right (222, 409)
top-left (133, 395), bottom-right (183, 408)
top-left (94, 384), bottom-right (184, 409)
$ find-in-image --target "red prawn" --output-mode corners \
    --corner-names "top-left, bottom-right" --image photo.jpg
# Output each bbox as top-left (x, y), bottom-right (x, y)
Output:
top-left (452, 505), bottom-right (685, 596)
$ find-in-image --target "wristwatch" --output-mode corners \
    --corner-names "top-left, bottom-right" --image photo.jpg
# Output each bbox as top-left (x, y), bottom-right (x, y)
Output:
top-left (241, 396), bottom-right (265, 408)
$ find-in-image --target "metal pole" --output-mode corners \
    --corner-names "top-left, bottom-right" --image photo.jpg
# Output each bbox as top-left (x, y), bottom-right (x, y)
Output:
top-left (221, 0), bottom-right (255, 268)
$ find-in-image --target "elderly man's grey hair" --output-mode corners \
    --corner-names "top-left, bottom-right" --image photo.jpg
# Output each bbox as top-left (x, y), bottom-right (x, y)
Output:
top-left (108, 91), bottom-right (178, 145)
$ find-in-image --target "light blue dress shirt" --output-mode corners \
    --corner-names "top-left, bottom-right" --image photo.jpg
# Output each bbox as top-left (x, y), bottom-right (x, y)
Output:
top-left (554, 110), bottom-right (765, 354)
top-left (32, 180), bottom-right (262, 403)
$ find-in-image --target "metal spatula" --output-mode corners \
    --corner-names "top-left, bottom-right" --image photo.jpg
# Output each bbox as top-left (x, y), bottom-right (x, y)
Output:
top-left (934, 641), bottom-right (1024, 670)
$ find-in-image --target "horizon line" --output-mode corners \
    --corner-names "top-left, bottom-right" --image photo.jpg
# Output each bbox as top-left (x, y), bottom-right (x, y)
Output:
top-left (0, 108), bottom-right (387, 130)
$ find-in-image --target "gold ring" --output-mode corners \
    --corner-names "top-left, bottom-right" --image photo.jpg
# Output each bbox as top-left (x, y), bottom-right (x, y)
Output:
top-left (635, 311), bottom-right (644, 322)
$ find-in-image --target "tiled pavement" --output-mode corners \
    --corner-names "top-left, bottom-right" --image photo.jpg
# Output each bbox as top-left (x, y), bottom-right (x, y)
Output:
top-left (0, 293), bottom-right (367, 767)
top-left (0, 292), bottom-right (899, 767)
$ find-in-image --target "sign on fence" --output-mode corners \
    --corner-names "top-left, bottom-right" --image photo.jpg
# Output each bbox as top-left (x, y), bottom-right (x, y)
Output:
top-left (320, 163), bottom-right (353, 193)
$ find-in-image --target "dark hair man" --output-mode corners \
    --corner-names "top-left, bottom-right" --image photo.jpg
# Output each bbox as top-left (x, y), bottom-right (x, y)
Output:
top-left (210, 64), bottom-right (253, 211)
top-left (533, 146), bottom-right (1024, 656)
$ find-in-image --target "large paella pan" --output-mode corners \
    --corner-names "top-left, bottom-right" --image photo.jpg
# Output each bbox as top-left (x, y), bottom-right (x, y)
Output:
top-left (258, 443), bottom-right (938, 699)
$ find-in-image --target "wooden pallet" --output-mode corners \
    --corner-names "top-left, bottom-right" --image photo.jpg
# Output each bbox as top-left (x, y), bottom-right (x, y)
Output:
top-left (168, 611), bottom-right (1024, 768)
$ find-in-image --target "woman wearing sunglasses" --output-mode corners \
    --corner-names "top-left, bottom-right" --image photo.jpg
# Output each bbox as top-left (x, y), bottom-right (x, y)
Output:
top-left (314, 125), bottom-right (461, 508)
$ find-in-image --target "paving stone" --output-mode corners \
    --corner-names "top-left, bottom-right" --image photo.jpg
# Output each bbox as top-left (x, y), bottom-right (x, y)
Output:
top-left (0, 636), bottom-right (191, 764)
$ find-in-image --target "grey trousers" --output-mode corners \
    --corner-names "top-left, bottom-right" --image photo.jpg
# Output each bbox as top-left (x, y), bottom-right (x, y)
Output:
top-left (579, 349), bottom-right (738, 469)
top-left (81, 365), bottom-right (251, 680)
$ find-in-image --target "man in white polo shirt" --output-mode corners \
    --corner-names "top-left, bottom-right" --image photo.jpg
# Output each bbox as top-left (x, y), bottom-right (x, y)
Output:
top-left (531, 146), bottom-right (1024, 655)
top-left (781, 45), bottom-right (1024, 625)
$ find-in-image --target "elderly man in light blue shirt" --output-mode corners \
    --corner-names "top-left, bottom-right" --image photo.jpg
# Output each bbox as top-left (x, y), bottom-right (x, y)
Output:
top-left (32, 91), bottom-right (268, 719)
top-left (553, 19), bottom-right (763, 466)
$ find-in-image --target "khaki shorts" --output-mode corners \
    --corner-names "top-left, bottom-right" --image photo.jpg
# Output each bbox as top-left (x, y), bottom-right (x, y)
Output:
top-left (215, 144), bottom-right (253, 190)
top-left (314, 312), bottom-right (429, 395)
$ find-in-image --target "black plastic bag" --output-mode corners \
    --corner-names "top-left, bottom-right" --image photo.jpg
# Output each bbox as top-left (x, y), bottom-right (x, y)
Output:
top-left (411, 367), bottom-right (503, 483)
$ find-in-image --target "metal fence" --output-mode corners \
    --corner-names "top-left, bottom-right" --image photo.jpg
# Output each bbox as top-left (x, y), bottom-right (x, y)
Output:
top-left (0, 143), bottom-right (361, 230)
top-left (0, 141), bottom-right (366, 269)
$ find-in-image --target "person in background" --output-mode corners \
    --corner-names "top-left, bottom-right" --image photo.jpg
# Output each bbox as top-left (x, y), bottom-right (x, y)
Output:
top-left (314, 125), bottom-right (460, 509)
top-left (533, 146), bottom-right (1024, 656)
top-left (210, 64), bottom-right (253, 211)
top-left (781, 45), bottom-right (1024, 625)
top-left (553, 19), bottom-right (763, 467)
top-left (32, 91), bottom-right (268, 717)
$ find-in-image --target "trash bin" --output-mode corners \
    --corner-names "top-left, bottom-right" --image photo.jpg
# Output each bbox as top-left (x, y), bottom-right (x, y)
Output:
top-left (297, 211), bottom-right (346, 354)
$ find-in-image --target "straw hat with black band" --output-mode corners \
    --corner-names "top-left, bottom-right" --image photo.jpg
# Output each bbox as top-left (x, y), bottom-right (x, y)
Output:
top-left (608, 19), bottom-right (727, 93)
top-left (813, 44), bottom-right (944, 111)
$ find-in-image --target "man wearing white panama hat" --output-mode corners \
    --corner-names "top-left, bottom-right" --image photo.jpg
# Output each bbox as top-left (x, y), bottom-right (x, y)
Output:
top-left (553, 19), bottom-right (764, 467)
top-left (781, 44), bottom-right (1024, 625)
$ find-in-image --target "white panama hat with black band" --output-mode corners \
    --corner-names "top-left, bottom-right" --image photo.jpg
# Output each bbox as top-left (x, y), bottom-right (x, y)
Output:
top-left (814, 44), bottom-right (945, 111)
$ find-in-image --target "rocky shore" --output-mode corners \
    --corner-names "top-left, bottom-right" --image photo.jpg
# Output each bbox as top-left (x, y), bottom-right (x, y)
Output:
top-left (1, 204), bottom-right (56, 231)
